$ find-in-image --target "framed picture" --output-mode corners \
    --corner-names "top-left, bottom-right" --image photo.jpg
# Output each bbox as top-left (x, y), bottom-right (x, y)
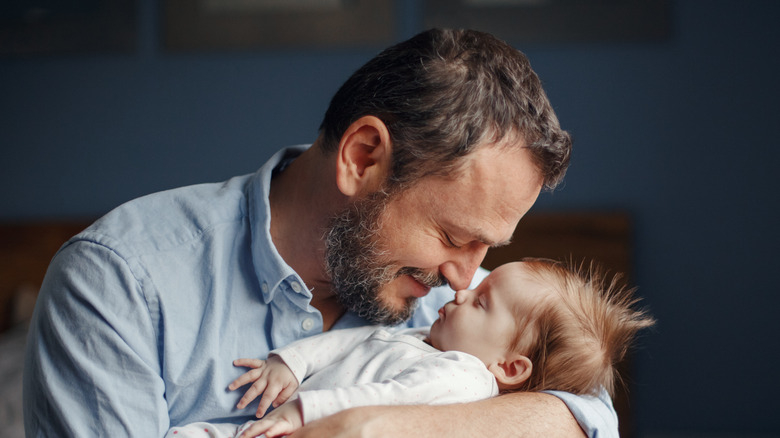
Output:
top-left (423, 0), bottom-right (672, 44)
top-left (162, 0), bottom-right (396, 51)
top-left (0, 1), bottom-right (137, 56)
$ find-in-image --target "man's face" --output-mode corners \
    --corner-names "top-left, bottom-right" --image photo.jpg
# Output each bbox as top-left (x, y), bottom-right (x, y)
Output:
top-left (325, 143), bottom-right (543, 325)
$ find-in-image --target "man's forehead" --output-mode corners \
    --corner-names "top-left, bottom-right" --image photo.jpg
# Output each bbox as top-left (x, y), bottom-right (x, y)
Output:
top-left (425, 147), bottom-right (540, 239)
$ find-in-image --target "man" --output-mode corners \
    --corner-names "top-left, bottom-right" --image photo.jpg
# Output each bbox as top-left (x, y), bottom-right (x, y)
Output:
top-left (24, 29), bottom-right (616, 437)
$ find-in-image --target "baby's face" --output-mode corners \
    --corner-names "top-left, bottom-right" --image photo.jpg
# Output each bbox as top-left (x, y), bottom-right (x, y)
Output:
top-left (428, 262), bottom-right (548, 366)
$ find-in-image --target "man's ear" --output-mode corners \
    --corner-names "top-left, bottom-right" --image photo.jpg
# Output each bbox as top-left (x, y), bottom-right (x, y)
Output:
top-left (335, 115), bottom-right (392, 197)
top-left (488, 355), bottom-right (533, 389)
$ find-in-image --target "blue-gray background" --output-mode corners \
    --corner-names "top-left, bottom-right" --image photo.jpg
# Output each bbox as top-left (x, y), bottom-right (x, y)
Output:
top-left (2, 1), bottom-right (778, 437)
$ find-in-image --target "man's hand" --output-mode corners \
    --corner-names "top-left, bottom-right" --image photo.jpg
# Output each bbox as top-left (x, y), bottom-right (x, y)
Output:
top-left (238, 400), bottom-right (304, 438)
top-left (229, 356), bottom-right (299, 418)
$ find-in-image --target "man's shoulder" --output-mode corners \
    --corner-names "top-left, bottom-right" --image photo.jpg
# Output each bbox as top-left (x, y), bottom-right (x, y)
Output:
top-left (71, 173), bottom-right (256, 257)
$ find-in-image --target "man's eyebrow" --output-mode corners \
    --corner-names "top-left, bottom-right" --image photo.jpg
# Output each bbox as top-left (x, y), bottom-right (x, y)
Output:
top-left (489, 237), bottom-right (513, 248)
top-left (445, 221), bottom-right (513, 248)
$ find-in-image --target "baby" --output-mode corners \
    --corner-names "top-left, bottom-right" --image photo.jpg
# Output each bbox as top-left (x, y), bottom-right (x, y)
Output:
top-left (167, 258), bottom-right (654, 438)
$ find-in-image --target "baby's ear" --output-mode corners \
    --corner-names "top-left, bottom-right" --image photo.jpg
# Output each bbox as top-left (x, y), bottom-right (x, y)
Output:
top-left (488, 355), bottom-right (533, 389)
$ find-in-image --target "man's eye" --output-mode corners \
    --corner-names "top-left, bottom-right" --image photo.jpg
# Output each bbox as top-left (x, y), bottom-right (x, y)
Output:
top-left (444, 234), bottom-right (462, 249)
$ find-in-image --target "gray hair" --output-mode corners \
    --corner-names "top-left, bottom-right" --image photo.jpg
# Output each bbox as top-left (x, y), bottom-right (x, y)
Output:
top-left (319, 28), bottom-right (571, 192)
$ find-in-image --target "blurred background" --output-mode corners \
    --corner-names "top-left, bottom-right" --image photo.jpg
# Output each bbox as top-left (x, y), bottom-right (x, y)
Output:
top-left (1, 1), bottom-right (779, 437)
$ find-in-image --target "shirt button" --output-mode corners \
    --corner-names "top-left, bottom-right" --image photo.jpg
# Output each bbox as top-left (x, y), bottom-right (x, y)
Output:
top-left (261, 282), bottom-right (269, 293)
top-left (290, 281), bottom-right (303, 293)
top-left (301, 318), bottom-right (314, 331)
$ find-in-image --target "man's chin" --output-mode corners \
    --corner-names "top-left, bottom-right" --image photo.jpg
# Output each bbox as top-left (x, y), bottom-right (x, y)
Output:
top-left (369, 296), bottom-right (418, 325)
top-left (335, 271), bottom-right (430, 325)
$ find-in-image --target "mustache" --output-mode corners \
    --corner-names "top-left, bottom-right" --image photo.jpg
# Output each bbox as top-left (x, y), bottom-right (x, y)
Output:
top-left (396, 267), bottom-right (448, 288)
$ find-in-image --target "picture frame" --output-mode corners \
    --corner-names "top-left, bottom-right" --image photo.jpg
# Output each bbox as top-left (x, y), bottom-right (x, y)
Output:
top-left (162, 0), bottom-right (396, 51)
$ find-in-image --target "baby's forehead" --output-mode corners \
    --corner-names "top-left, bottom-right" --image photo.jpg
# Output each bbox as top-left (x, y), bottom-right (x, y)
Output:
top-left (488, 261), bottom-right (542, 288)
top-left (487, 263), bottom-right (553, 300)
top-left (490, 261), bottom-right (530, 278)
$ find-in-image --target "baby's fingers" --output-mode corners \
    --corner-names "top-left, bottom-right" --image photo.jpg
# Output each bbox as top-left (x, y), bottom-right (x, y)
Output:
top-left (255, 381), bottom-right (283, 418)
top-left (263, 420), bottom-right (294, 438)
top-left (238, 418), bottom-right (293, 438)
top-left (228, 369), bottom-right (262, 392)
top-left (233, 358), bottom-right (265, 369)
top-left (273, 383), bottom-right (297, 408)
top-left (238, 419), bottom-right (272, 438)
top-left (237, 380), bottom-right (269, 410)
top-left (228, 361), bottom-right (266, 391)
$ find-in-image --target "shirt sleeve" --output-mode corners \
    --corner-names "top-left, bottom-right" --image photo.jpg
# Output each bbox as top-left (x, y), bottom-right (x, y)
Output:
top-left (23, 239), bottom-right (170, 437)
top-left (272, 326), bottom-right (379, 384)
top-left (543, 388), bottom-right (619, 438)
top-left (297, 351), bottom-right (497, 424)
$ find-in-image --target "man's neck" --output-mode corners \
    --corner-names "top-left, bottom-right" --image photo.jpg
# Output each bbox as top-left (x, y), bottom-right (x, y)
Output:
top-left (268, 144), bottom-right (346, 330)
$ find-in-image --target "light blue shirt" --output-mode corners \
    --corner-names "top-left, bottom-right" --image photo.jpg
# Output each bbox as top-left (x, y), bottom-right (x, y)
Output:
top-left (23, 146), bottom-right (617, 437)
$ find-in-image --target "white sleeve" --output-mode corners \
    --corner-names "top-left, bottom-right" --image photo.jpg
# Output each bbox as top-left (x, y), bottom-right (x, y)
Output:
top-left (271, 326), bottom-right (379, 384)
top-left (297, 351), bottom-right (497, 424)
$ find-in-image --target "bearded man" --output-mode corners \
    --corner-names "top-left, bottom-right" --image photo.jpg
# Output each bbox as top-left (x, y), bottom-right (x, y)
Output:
top-left (24, 29), bottom-right (616, 437)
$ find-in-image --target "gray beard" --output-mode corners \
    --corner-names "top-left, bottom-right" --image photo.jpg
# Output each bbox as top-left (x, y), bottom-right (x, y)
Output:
top-left (323, 191), bottom-right (446, 325)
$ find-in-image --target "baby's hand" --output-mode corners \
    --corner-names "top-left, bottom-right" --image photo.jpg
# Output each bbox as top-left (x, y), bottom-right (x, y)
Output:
top-left (229, 356), bottom-right (299, 418)
top-left (237, 400), bottom-right (303, 438)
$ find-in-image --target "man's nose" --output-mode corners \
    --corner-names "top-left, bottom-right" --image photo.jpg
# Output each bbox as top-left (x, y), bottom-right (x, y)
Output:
top-left (439, 244), bottom-right (489, 291)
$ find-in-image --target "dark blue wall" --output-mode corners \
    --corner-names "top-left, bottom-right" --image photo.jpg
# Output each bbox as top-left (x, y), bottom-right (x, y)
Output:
top-left (2, 1), bottom-right (779, 436)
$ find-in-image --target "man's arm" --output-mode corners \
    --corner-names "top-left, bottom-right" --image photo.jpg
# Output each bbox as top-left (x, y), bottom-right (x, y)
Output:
top-left (23, 240), bottom-right (169, 436)
top-left (291, 392), bottom-right (586, 438)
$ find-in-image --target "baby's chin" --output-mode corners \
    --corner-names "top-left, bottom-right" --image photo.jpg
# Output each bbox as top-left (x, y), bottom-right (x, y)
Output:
top-left (427, 322), bottom-right (443, 350)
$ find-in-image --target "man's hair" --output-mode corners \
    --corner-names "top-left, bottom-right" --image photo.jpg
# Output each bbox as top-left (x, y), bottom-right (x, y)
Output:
top-left (318, 28), bottom-right (571, 191)
top-left (508, 258), bottom-right (655, 397)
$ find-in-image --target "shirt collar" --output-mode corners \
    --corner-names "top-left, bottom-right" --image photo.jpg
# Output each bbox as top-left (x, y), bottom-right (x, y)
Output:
top-left (248, 145), bottom-right (310, 304)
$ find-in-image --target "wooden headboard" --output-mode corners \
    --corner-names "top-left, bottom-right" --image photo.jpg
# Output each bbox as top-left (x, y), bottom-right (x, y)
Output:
top-left (0, 220), bottom-right (92, 332)
top-left (0, 211), bottom-right (638, 437)
top-left (482, 210), bottom-right (635, 438)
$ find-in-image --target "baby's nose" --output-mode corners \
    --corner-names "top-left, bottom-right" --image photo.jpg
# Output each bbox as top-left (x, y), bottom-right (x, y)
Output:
top-left (454, 289), bottom-right (471, 305)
